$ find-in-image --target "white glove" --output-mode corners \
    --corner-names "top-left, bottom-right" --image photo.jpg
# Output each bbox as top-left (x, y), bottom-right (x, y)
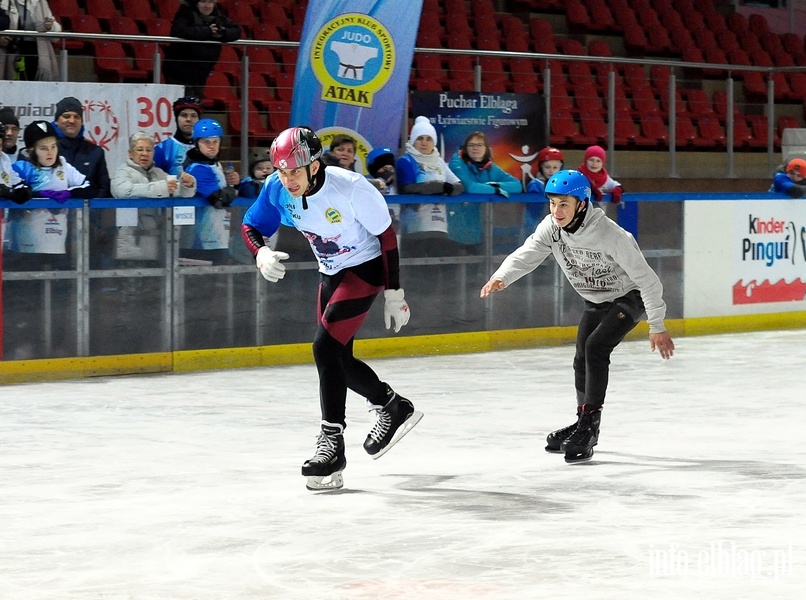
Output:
top-left (383, 288), bottom-right (410, 333)
top-left (256, 246), bottom-right (289, 282)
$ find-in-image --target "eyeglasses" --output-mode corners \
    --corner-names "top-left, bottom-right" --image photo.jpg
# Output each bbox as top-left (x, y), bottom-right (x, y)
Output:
top-left (466, 143), bottom-right (486, 148)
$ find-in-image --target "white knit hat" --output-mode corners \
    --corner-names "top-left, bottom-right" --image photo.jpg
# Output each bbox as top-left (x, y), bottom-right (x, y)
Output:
top-left (409, 115), bottom-right (437, 144)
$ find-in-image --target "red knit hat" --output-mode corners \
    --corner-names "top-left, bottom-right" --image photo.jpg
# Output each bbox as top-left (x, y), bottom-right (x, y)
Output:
top-left (584, 145), bottom-right (606, 162)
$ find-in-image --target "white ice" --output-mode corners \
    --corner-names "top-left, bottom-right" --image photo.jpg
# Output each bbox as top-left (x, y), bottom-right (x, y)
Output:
top-left (1, 329), bottom-right (804, 599)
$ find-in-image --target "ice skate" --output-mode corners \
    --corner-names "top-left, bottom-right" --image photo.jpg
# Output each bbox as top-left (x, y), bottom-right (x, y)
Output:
top-left (363, 391), bottom-right (423, 459)
top-left (545, 407), bottom-right (582, 453)
top-left (563, 406), bottom-right (602, 464)
top-left (302, 423), bottom-right (346, 491)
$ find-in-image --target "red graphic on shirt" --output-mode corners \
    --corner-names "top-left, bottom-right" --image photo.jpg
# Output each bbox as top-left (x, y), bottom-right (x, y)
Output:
top-left (732, 279), bottom-right (806, 304)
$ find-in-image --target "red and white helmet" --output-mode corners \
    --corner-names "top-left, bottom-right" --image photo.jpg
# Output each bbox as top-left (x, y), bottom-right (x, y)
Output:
top-left (537, 146), bottom-right (564, 164)
top-left (270, 127), bottom-right (323, 170)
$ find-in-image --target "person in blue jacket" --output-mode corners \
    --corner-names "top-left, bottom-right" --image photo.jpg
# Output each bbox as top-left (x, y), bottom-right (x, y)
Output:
top-left (769, 157), bottom-right (806, 198)
top-left (154, 96), bottom-right (203, 177)
top-left (448, 131), bottom-right (522, 254)
top-left (180, 117), bottom-right (240, 265)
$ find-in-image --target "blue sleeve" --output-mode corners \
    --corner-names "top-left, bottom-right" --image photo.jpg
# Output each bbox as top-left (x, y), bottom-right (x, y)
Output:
top-left (526, 178), bottom-right (546, 195)
top-left (448, 153), bottom-right (495, 194)
top-left (186, 162), bottom-right (221, 199)
top-left (153, 141), bottom-right (170, 172)
top-left (243, 174), bottom-right (291, 237)
top-left (395, 154), bottom-right (419, 187)
top-left (12, 160), bottom-right (34, 185)
top-left (489, 164), bottom-right (523, 194)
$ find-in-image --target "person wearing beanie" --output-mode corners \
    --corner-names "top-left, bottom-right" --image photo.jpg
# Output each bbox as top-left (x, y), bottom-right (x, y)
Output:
top-left (51, 95), bottom-right (112, 267)
top-left (9, 120), bottom-right (88, 261)
top-left (164, 0), bottom-right (241, 98)
top-left (448, 131), bottom-right (522, 254)
top-left (154, 96), bottom-right (204, 176)
top-left (366, 145), bottom-right (401, 236)
top-left (769, 156), bottom-right (806, 198)
top-left (51, 96), bottom-right (110, 200)
top-left (577, 145), bottom-right (623, 204)
top-left (0, 106), bottom-right (21, 160)
top-left (395, 116), bottom-right (464, 257)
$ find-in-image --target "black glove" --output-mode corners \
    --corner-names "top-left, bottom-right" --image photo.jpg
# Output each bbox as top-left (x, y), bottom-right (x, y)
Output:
top-left (443, 182), bottom-right (454, 195)
top-left (206, 187), bottom-right (236, 208)
top-left (0, 184), bottom-right (12, 199)
top-left (11, 185), bottom-right (32, 204)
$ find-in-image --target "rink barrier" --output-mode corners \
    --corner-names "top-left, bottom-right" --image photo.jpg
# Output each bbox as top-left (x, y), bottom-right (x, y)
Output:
top-left (3, 312), bottom-right (806, 383)
top-left (1, 193), bottom-right (803, 383)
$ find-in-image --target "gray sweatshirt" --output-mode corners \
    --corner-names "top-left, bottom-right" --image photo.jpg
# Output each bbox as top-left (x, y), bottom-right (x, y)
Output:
top-left (490, 204), bottom-right (668, 333)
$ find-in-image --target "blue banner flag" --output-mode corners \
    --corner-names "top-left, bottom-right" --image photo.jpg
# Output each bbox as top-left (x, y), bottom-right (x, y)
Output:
top-left (290, 0), bottom-right (424, 173)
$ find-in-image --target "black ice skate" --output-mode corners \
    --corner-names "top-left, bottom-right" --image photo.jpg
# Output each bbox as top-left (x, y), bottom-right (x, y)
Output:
top-left (363, 391), bottom-right (423, 459)
top-left (563, 405), bottom-right (602, 464)
top-left (302, 423), bottom-right (346, 491)
top-left (545, 407), bottom-right (582, 453)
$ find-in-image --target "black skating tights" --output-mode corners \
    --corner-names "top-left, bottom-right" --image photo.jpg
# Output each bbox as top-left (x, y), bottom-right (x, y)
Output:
top-left (573, 290), bottom-right (643, 408)
top-left (312, 257), bottom-right (389, 428)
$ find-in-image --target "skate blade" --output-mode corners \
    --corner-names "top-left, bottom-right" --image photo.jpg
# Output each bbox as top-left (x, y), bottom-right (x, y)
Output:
top-left (544, 445), bottom-right (564, 454)
top-left (305, 471), bottom-right (344, 491)
top-left (564, 452), bottom-right (594, 464)
top-left (371, 410), bottom-right (423, 460)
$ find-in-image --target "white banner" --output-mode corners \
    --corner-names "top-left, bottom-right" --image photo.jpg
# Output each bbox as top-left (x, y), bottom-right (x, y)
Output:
top-left (1, 81), bottom-right (186, 181)
top-left (684, 199), bottom-right (806, 317)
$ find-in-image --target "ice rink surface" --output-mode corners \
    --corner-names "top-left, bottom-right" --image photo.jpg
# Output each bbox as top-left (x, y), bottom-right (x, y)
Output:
top-left (1, 329), bottom-right (804, 599)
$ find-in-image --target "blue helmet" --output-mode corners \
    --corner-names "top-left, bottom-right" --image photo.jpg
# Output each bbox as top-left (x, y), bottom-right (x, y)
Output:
top-left (544, 169), bottom-right (592, 203)
top-left (192, 118), bottom-right (224, 141)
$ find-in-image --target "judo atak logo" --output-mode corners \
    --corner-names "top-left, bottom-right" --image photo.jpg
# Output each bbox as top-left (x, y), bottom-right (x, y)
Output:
top-left (311, 13), bottom-right (395, 108)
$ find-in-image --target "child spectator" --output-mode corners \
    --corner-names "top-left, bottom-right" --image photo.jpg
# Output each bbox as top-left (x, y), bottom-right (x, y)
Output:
top-left (237, 147), bottom-right (274, 199)
top-left (396, 116), bottom-right (463, 256)
top-left (180, 117), bottom-right (239, 265)
top-left (9, 120), bottom-right (88, 264)
top-left (523, 147), bottom-right (564, 239)
top-left (367, 145), bottom-right (401, 237)
top-left (769, 157), bottom-right (806, 198)
top-left (578, 145), bottom-right (623, 204)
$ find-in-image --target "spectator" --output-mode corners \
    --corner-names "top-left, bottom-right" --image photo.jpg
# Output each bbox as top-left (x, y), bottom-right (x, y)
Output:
top-left (321, 134), bottom-right (357, 170)
top-left (233, 146), bottom-right (276, 263)
top-left (111, 131), bottom-right (197, 262)
top-left (51, 95), bottom-right (112, 266)
top-left (237, 147), bottom-right (273, 199)
top-left (51, 96), bottom-right (110, 199)
top-left (0, 112), bottom-right (29, 205)
top-left (180, 117), bottom-right (238, 265)
top-left (164, 0), bottom-right (241, 99)
top-left (9, 120), bottom-right (87, 265)
top-left (523, 146), bottom-right (564, 239)
top-left (769, 157), bottom-right (806, 198)
top-left (395, 115), bottom-right (463, 257)
top-left (0, 106), bottom-right (21, 160)
top-left (577, 145), bottom-right (623, 204)
top-left (153, 96), bottom-right (203, 176)
top-left (322, 133), bottom-right (387, 192)
top-left (448, 131), bottom-right (522, 254)
top-left (367, 145), bottom-right (400, 235)
top-left (0, 0), bottom-right (60, 81)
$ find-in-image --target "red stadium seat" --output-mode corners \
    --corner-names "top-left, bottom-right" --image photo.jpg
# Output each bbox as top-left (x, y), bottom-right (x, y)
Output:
top-left (95, 41), bottom-right (148, 82)
top-left (109, 16), bottom-right (141, 37)
top-left (696, 114), bottom-right (726, 148)
top-left (640, 113), bottom-right (669, 146)
top-left (266, 101), bottom-right (291, 135)
top-left (227, 101), bottom-right (271, 142)
top-left (86, 0), bottom-right (118, 20)
top-left (203, 71), bottom-right (239, 109)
